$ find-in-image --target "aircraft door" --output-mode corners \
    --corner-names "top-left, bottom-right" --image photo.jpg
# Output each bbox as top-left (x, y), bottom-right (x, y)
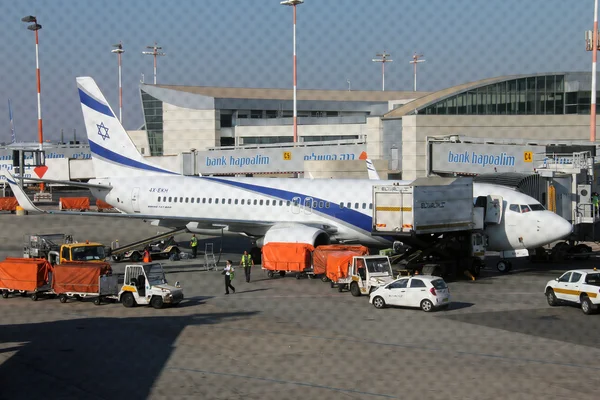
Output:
top-left (303, 197), bottom-right (313, 215)
top-left (132, 187), bottom-right (140, 213)
top-left (485, 195), bottom-right (503, 224)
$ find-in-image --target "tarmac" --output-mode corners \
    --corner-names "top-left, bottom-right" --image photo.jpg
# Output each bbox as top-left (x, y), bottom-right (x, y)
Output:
top-left (2, 213), bottom-right (600, 399)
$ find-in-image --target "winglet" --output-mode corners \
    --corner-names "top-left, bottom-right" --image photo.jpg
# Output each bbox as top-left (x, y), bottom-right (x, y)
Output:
top-left (366, 159), bottom-right (380, 180)
top-left (1, 170), bottom-right (45, 214)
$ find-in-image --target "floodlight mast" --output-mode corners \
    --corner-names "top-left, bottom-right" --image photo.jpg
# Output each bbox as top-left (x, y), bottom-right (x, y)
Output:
top-left (409, 53), bottom-right (426, 91)
top-left (372, 51), bottom-right (392, 91)
top-left (21, 15), bottom-right (44, 192)
top-left (281, 0), bottom-right (304, 145)
top-left (142, 42), bottom-right (165, 84)
top-left (111, 42), bottom-right (125, 123)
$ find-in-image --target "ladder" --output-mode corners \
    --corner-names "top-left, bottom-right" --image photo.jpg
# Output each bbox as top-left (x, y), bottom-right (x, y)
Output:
top-left (204, 242), bottom-right (218, 271)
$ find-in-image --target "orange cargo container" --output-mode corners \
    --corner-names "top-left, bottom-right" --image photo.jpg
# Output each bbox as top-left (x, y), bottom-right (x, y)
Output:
top-left (96, 199), bottom-right (114, 211)
top-left (59, 197), bottom-right (90, 211)
top-left (261, 242), bottom-right (315, 274)
top-left (312, 245), bottom-right (369, 276)
top-left (0, 197), bottom-right (18, 211)
top-left (52, 261), bottom-right (112, 294)
top-left (0, 258), bottom-right (52, 292)
top-left (325, 251), bottom-right (360, 283)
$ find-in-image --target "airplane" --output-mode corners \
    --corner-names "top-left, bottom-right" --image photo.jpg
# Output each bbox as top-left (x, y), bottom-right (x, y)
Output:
top-left (2, 76), bottom-right (574, 273)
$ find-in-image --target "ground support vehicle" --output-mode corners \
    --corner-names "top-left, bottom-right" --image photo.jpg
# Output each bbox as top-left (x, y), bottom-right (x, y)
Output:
top-left (118, 263), bottom-right (183, 309)
top-left (312, 245), bottom-right (369, 282)
top-left (23, 233), bottom-right (107, 265)
top-left (110, 228), bottom-right (186, 262)
top-left (0, 257), bottom-right (53, 301)
top-left (372, 177), bottom-right (489, 279)
top-left (544, 268), bottom-right (600, 315)
top-left (52, 261), bottom-right (118, 305)
top-left (370, 275), bottom-right (451, 312)
top-left (261, 242), bottom-right (315, 279)
top-left (332, 255), bottom-right (395, 296)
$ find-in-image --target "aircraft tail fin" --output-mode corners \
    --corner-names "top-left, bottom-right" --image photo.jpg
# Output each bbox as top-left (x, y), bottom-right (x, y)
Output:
top-left (366, 159), bottom-right (380, 180)
top-left (76, 76), bottom-right (177, 178)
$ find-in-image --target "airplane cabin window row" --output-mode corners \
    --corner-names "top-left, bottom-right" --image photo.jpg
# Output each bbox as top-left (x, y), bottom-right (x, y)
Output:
top-left (156, 196), bottom-right (373, 210)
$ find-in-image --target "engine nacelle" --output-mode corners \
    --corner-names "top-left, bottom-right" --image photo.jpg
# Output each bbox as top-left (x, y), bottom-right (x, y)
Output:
top-left (256, 224), bottom-right (331, 248)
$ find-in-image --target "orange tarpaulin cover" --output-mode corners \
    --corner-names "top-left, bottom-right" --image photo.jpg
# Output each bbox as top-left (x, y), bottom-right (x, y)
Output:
top-left (59, 197), bottom-right (90, 210)
top-left (312, 245), bottom-right (369, 275)
top-left (262, 242), bottom-right (315, 272)
top-left (96, 199), bottom-right (114, 210)
top-left (52, 261), bottom-right (112, 294)
top-left (0, 258), bottom-right (52, 291)
top-left (0, 197), bottom-right (18, 211)
top-left (325, 251), bottom-right (361, 283)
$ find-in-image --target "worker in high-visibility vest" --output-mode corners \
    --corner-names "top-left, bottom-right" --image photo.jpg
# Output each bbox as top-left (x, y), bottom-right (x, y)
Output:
top-left (240, 250), bottom-right (254, 283)
top-left (143, 246), bottom-right (152, 263)
top-left (190, 234), bottom-right (198, 259)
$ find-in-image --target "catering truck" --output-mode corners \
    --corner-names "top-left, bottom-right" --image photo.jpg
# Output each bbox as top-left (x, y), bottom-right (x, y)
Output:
top-left (372, 177), bottom-right (487, 279)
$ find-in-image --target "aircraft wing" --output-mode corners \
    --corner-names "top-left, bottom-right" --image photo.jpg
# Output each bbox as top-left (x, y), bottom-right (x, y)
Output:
top-left (3, 174), bottom-right (112, 190)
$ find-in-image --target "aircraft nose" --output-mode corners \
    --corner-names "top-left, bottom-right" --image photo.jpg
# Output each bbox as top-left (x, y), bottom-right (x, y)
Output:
top-left (550, 213), bottom-right (573, 241)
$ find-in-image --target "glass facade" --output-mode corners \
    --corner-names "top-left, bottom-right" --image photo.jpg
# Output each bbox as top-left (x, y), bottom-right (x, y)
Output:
top-left (420, 74), bottom-right (600, 116)
top-left (141, 90), bottom-right (164, 156)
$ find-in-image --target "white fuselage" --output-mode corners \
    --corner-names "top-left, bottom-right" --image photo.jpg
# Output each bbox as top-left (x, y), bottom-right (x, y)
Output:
top-left (88, 175), bottom-right (573, 252)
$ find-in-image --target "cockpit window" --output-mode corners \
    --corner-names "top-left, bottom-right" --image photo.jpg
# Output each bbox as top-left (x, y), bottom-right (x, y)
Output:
top-left (520, 205), bottom-right (531, 213)
top-left (509, 204), bottom-right (520, 212)
top-left (529, 204), bottom-right (545, 211)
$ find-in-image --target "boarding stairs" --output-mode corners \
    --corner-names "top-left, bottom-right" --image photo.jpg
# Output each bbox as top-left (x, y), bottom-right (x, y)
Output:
top-left (203, 243), bottom-right (218, 271)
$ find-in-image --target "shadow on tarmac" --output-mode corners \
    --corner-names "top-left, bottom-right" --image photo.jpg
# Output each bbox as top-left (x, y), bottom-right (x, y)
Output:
top-left (0, 310), bottom-right (259, 400)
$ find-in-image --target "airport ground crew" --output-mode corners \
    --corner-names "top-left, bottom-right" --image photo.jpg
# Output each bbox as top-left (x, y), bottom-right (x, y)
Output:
top-left (190, 234), bottom-right (198, 258)
top-left (223, 260), bottom-right (236, 294)
top-left (240, 250), bottom-right (254, 283)
top-left (592, 192), bottom-right (599, 216)
top-left (143, 246), bottom-right (152, 263)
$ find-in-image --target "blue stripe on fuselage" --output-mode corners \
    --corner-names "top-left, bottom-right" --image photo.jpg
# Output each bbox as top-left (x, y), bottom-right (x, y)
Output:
top-left (89, 141), bottom-right (178, 175)
top-left (202, 176), bottom-right (374, 233)
top-left (78, 88), bottom-right (114, 118)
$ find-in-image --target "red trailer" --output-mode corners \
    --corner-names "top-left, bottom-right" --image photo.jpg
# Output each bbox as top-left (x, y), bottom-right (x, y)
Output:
top-left (312, 245), bottom-right (370, 281)
top-left (0, 257), bottom-right (53, 300)
top-left (261, 242), bottom-right (315, 279)
top-left (52, 261), bottom-right (118, 305)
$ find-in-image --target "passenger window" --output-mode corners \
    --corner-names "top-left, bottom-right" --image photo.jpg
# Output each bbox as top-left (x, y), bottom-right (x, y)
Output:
top-left (279, 200), bottom-right (283, 206)
top-left (222, 198), bottom-right (225, 204)
top-left (180, 197), bottom-right (183, 203)
top-left (570, 272), bottom-right (582, 283)
top-left (174, 197), bottom-right (178, 203)
top-left (241, 199), bottom-right (245, 205)
top-left (509, 204), bottom-right (520, 213)
top-left (266, 200), bottom-right (270, 206)
top-left (215, 198), bottom-right (219, 204)
top-left (168, 197), bottom-right (172, 202)
top-left (410, 279), bottom-right (426, 288)
top-left (339, 202), bottom-right (344, 208)
top-left (369, 203), bottom-right (373, 210)
top-left (254, 200), bottom-right (257, 205)
top-left (326, 202), bottom-right (330, 208)
top-left (185, 198), bottom-right (189, 203)
top-left (354, 203), bottom-right (359, 209)
top-left (202, 198), bottom-right (206, 204)
top-left (190, 198), bottom-right (194, 203)
top-left (319, 201), bottom-right (324, 208)
top-left (228, 199), bottom-right (232, 204)
top-left (313, 201), bottom-right (318, 208)
top-left (157, 196), bottom-right (161, 202)
top-left (389, 279), bottom-right (408, 289)
top-left (558, 272), bottom-right (571, 282)
top-left (163, 196), bottom-right (167, 202)
top-left (208, 198), bottom-right (212, 204)
top-left (197, 198), bottom-right (200, 203)
top-left (234, 199), bottom-right (238, 205)
top-left (362, 203), bottom-right (366, 209)
top-left (287, 201), bottom-right (291, 206)
top-left (347, 202), bottom-right (351, 208)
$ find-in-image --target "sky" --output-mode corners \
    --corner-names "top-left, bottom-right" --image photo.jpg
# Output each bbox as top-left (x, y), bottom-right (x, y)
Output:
top-left (0, 0), bottom-right (595, 143)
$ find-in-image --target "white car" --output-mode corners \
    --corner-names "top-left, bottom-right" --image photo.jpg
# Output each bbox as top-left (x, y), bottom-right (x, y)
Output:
top-left (369, 275), bottom-right (451, 312)
top-left (544, 268), bottom-right (600, 315)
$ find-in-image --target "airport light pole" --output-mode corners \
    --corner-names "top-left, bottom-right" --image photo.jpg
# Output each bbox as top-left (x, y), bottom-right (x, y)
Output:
top-left (281, 0), bottom-right (303, 145)
top-left (372, 51), bottom-right (392, 91)
top-left (142, 42), bottom-right (165, 84)
top-left (587, 0), bottom-right (599, 142)
top-left (409, 53), bottom-right (425, 91)
top-left (21, 15), bottom-right (44, 191)
top-left (112, 42), bottom-right (125, 124)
